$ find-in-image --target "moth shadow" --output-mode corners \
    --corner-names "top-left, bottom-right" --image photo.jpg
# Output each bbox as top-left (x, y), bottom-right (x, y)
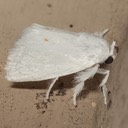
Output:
top-left (11, 74), bottom-right (74, 90)
top-left (11, 73), bottom-right (102, 98)
top-left (80, 64), bottom-right (109, 97)
top-left (80, 75), bottom-right (102, 98)
top-left (11, 80), bottom-right (48, 90)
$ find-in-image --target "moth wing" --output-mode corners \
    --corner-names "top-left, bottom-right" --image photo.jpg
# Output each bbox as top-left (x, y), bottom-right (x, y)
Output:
top-left (5, 24), bottom-right (99, 82)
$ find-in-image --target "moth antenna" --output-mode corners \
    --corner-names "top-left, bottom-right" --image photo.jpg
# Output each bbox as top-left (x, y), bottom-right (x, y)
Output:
top-left (94, 29), bottom-right (109, 37)
top-left (101, 29), bottom-right (109, 36)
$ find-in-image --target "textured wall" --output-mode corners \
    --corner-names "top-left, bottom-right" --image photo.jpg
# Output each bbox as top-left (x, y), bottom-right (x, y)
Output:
top-left (0, 0), bottom-right (128, 128)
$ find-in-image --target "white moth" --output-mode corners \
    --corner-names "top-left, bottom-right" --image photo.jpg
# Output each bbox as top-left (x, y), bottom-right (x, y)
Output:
top-left (5, 23), bottom-right (117, 106)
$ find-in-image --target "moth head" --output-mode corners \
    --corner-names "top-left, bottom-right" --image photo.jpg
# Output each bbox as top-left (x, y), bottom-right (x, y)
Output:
top-left (105, 43), bottom-right (119, 64)
top-left (105, 56), bottom-right (113, 64)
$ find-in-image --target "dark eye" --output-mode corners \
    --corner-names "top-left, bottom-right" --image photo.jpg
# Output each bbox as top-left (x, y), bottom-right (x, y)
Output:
top-left (105, 56), bottom-right (113, 64)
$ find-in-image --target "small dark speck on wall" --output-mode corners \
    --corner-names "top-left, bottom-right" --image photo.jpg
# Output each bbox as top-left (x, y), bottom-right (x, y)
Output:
top-left (47, 3), bottom-right (52, 8)
top-left (69, 24), bottom-right (73, 28)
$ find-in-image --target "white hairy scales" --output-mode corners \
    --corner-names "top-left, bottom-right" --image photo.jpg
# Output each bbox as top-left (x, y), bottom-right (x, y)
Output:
top-left (5, 24), bottom-right (110, 82)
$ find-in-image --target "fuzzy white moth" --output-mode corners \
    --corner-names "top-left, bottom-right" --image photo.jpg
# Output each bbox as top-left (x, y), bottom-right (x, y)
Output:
top-left (5, 23), bottom-right (117, 106)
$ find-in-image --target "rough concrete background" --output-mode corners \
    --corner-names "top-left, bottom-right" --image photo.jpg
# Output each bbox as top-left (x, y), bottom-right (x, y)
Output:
top-left (0, 0), bottom-right (128, 128)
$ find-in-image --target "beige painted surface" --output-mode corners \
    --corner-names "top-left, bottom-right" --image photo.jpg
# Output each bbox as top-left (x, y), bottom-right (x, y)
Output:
top-left (0, 0), bottom-right (128, 128)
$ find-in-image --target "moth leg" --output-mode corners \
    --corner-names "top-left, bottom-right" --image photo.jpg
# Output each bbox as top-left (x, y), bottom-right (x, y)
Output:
top-left (46, 77), bottom-right (59, 100)
top-left (73, 64), bottom-right (100, 106)
top-left (73, 81), bottom-right (85, 106)
top-left (94, 29), bottom-right (109, 37)
top-left (97, 68), bottom-right (110, 104)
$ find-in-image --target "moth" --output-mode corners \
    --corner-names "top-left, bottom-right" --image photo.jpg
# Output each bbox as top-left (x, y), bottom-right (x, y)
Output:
top-left (5, 24), bottom-right (118, 106)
